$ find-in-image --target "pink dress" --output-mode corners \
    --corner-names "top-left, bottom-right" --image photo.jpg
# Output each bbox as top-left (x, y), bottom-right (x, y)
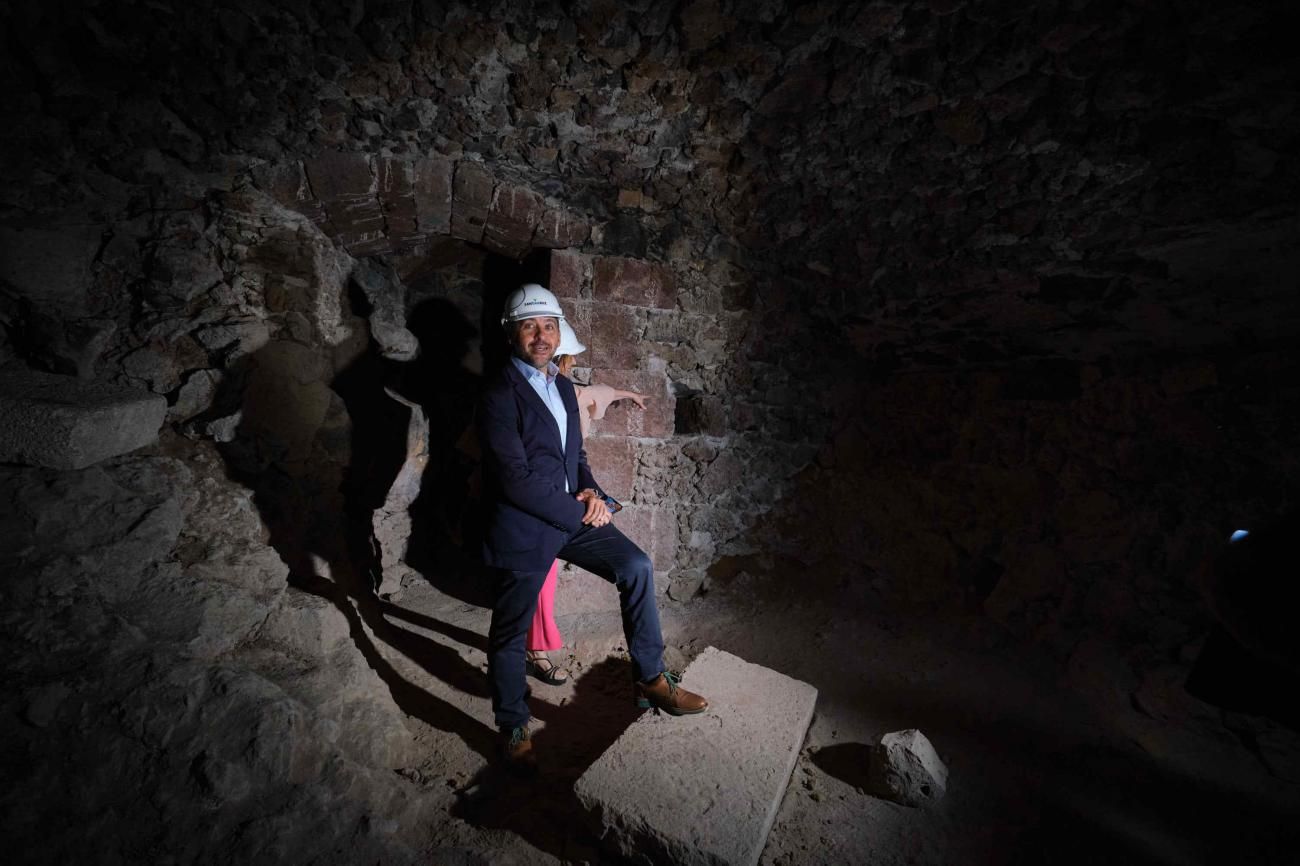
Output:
top-left (526, 384), bottom-right (644, 653)
top-left (526, 560), bottom-right (563, 651)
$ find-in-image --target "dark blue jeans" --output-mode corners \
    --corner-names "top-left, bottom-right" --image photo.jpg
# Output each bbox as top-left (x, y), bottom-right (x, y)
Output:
top-left (487, 522), bottom-right (666, 729)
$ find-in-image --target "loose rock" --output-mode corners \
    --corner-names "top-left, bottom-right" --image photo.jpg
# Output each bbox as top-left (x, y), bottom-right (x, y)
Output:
top-left (868, 728), bottom-right (949, 807)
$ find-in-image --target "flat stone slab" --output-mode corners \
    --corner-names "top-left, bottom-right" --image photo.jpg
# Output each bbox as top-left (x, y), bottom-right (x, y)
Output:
top-left (575, 646), bottom-right (817, 866)
top-left (0, 369), bottom-right (167, 469)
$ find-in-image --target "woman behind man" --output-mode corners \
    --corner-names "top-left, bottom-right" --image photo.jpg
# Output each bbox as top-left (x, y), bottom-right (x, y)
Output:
top-left (524, 318), bottom-right (647, 685)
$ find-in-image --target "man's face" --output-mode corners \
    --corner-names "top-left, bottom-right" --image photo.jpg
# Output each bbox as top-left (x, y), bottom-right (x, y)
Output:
top-left (511, 316), bottom-right (560, 370)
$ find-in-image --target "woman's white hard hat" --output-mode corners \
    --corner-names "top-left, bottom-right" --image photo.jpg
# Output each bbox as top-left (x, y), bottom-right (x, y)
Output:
top-left (556, 318), bottom-right (587, 356)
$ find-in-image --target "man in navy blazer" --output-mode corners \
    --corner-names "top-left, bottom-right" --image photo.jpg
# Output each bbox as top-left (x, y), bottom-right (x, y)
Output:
top-left (479, 284), bottom-right (708, 770)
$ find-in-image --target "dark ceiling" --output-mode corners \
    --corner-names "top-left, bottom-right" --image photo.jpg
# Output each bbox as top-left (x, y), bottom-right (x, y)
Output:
top-left (1, 0), bottom-right (1297, 370)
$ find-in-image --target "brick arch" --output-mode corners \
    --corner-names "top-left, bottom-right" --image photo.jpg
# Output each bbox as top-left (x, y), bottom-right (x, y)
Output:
top-left (251, 152), bottom-right (686, 580)
top-left (250, 152), bottom-right (590, 259)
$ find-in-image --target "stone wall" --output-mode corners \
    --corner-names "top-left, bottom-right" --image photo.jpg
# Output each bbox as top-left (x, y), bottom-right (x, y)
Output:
top-left (230, 144), bottom-right (825, 597)
top-left (0, 446), bottom-right (427, 863)
top-left (3, 0), bottom-right (1294, 591)
top-left (1, 0), bottom-right (1299, 859)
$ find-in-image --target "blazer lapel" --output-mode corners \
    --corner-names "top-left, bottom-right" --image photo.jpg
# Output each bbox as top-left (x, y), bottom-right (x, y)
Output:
top-left (559, 377), bottom-right (581, 487)
top-left (505, 362), bottom-right (566, 453)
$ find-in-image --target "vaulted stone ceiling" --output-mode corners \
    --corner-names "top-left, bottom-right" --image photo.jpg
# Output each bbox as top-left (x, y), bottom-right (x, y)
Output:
top-left (4, 0), bottom-right (1296, 371)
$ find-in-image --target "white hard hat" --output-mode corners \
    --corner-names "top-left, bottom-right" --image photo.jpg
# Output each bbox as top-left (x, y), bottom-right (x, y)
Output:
top-left (556, 318), bottom-right (587, 356)
top-left (501, 283), bottom-right (565, 327)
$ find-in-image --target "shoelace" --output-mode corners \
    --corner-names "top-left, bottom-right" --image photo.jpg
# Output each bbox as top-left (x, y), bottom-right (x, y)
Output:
top-left (508, 727), bottom-right (529, 748)
top-left (662, 671), bottom-right (682, 694)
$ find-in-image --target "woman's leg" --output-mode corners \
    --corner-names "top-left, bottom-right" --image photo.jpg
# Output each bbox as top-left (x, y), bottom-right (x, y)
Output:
top-left (526, 560), bottom-right (563, 651)
top-left (525, 560), bottom-right (568, 685)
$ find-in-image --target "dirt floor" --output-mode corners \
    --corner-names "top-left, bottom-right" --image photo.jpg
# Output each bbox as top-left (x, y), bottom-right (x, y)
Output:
top-left (358, 563), bottom-right (1300, 865)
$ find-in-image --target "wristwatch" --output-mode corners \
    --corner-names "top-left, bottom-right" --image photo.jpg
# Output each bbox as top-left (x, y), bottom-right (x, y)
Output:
top-left (602, 493), bottom-right (623, 513)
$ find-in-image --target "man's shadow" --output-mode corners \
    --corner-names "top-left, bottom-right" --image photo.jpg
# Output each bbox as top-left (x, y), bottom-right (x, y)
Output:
top-left (390, 297), bottom-right (493, 602)
top-left (204, 324), bottom-right (496, 760)
top-left (332, 292), bottom-right (490, 605)
top-left (451, 656), bottom-right (647, 860)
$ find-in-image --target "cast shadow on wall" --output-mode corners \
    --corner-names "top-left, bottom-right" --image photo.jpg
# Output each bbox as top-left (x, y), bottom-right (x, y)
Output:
top-left (202, 312), bottom-right (497, 760)
top-left (333, 293), bottom-right (491, 607)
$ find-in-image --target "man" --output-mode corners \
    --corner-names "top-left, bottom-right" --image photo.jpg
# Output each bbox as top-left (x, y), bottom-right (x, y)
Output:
top-left (478, 283), bottom-right (708, 771)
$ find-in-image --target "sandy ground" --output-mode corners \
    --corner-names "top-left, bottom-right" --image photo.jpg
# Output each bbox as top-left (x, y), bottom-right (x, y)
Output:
top-left (353, 564), bottom-right (1300, 865)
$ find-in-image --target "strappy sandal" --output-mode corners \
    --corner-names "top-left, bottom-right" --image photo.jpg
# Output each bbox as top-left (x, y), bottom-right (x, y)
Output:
top-left (525, 652), bottom-right (569, 685)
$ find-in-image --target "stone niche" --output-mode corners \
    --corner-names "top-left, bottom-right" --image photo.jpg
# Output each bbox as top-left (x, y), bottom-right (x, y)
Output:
top-left (246, 153), bottom-right (689, 607)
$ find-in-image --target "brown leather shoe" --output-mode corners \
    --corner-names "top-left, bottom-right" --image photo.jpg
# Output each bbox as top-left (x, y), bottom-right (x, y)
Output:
top-left (635, 671), bottom-right (709, 715)
top-left (500, 725), bottom-right (537, 775)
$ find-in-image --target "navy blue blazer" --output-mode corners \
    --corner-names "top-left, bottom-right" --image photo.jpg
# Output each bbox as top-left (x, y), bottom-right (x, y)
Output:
top-left (478, 360), bottom-right (605, 571)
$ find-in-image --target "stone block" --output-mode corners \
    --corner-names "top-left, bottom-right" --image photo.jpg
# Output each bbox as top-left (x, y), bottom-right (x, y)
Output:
top-left (555, 510), bottom-right (675, 611)
top-left (555, 566), bottom-right (622, 616)
top-left (650, 506), bottom-right (679, 568)
top-left (586, 302), bottom-right (640, 371)
top-left (250, 161), bottom-right (317, 216)
top-left (412, 154), bottom-right (453, 236)
top-left (550, 249), bottom-right (590, 299)
top-left (322, 195), bottom-right (389, 255)
top-left (592, 370), bottom-right (673, 439)
top-left (169, 369), bottom-right (224, 422)
top-left (584, 436), bottom-right (636, 501)
top-left (305, 152), bottom-right (388, 253)
top-left (376, 157), bottom-right (413, 201)
top-left (575, 647), bottom-right (817, 866)
top-left (376, 157), bottom-right (421, 246)
top-left (450, 161), bottom-right (494, 244)
top-left (122, 345), bottom-right (179, 393)
top-left (610, 504), bottom-right (678, 571)
top-left (614, 504), bottom-right (654, 564)
top-left (483, 183), bottom-right (544, 258)
top-left (304, 152), bottom-right (375, 199)
top-left (0, 369), bottom-right (167, 470)
top-left (535, 207), bottom-right (592, 249)
top-left (593, 256), bottom-right (676, 309)
top-left (561, 302), bottom-right (593, 365)
top-left (384, 216), bottom-right (421, 250)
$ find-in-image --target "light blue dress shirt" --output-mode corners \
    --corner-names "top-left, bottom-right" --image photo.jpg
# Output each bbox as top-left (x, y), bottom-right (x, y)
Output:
top-left (511, 355), bottom-right (569, 490)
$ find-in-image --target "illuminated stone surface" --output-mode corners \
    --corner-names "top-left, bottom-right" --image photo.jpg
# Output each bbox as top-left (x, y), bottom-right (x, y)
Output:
top-left (575, 646), bottom-right (817, 866)
top-left (0, 369), bottom-right (166, 470)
